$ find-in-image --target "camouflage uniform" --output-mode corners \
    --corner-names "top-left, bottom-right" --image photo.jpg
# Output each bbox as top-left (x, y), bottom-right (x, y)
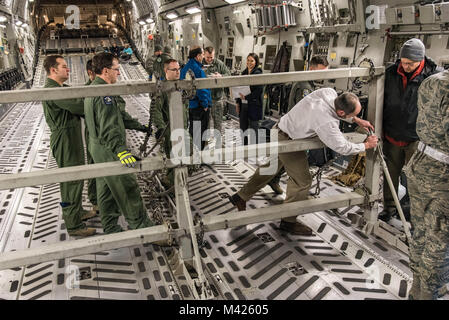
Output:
top-left (152, 91), bottom-right (189, 186)
top-left (404, 70), bottom-right (449, 300)
top-left (287, 81), bottom-right (314, 112)
top-left (145, 54), bottom-right (158, 79)
top-left (204, 58), bottom-right (231, 133)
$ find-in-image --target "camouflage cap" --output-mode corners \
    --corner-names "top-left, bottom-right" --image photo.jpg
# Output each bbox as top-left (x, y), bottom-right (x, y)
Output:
top-left (154, 44), bottom-right (163, 52)
top-left (163, 46), bottom-right (172, 54)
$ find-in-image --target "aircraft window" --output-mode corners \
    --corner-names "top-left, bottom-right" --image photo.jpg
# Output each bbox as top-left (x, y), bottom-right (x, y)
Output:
top-left (225, 58), bottom-right (233, 70)
top-left (264, 45), bottom-right (277, 71)
top-left (346, 34), bottom-right (356, 47)
top-left (235, 56), bottom-right (242, 67)
top-left (224, 16), bottom-right (231, 32)
top-left (332, 35), bottom-right (339, 48)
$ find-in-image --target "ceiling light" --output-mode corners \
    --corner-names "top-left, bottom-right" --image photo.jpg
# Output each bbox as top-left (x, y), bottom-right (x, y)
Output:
top-left (224, 0), bottom-right (246, 4)
top-left (15, 20), bottom-right (22, 26)
top-left (138, 20), bottom-right (146, 25)
top-left (0, 15), bottom-right (7, 23)
top-left (185, 6), bottom-right (201, 14)
top-left (166, 12), bottom-right (178, 19)
top-left (146, 17), bottom-right (154, 23)
top-left (22, 23), bottom-right (28, 28)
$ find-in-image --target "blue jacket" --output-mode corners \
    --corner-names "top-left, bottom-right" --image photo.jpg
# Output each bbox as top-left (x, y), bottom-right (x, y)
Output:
top-left (180, 58), bottom-right (212, 109)
top-left (123, 47), bottom-right (132, 55)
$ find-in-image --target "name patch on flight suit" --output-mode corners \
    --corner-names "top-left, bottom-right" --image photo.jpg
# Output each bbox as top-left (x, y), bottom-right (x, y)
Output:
top-left (103, 96), bottom-right (113, 105)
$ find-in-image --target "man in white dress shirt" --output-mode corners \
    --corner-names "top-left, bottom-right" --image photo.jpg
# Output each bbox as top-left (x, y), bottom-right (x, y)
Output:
top-left (229, 88), bottom-right (378, 235)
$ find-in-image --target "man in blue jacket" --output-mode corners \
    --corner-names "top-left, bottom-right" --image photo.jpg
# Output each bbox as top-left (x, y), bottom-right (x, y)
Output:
top-left (180, 46), bottom-right (212, 151)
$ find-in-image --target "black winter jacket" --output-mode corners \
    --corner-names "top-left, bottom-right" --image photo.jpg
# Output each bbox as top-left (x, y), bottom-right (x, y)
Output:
top-left (383, 57), bottom-right (441, 142)
top-left (236, 67), bottom-right (264, 121)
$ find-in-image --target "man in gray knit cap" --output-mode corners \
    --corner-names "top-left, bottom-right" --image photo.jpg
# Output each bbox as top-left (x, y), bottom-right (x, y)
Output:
top-left (379, 38), bottom-right (442, 222)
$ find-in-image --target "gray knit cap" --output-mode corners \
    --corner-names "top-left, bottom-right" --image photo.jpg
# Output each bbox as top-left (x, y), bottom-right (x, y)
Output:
top-left (154, 44), bottom-right (163, 52)
top-left (399, 38), bottom-right (425, 62)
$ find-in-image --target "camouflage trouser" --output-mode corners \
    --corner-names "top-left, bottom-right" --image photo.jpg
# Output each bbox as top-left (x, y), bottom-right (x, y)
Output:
top-left (210, 99), bottom-right (224, 134)
top-left (405, 150), bottom-right (449, 300)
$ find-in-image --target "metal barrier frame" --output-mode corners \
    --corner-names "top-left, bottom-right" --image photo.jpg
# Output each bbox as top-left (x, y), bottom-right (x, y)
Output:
top-left (0, 67), bottom-right (386, 299)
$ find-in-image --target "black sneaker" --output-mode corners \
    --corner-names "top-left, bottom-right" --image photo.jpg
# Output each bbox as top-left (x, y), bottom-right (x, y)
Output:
top-left (378, 207), bottom-right (397, 222)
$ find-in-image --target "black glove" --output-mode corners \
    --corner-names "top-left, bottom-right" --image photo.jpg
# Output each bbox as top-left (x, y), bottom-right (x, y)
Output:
top-left (142, 125), bottom-right (152, 135)
top-left (155, 128), bottom-right (163, 140)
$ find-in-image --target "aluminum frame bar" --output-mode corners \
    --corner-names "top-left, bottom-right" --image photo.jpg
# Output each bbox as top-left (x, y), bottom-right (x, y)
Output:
top-left (0, 133), bottom-right (367, 190)
top-left (0, 67), bottom-right (384, 104)
top-left (0, 192), bottom-right (365, 270)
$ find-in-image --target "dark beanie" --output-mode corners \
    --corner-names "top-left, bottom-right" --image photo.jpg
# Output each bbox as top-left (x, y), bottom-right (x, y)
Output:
top-left (400, 39), bottom-right (425, 62)
top-left (154, 45), bottom-right (163, 52)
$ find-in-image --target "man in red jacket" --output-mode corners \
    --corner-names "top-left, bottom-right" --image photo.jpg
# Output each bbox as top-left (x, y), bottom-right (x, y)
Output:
top-left (379, 38), bottom-right (442, 222)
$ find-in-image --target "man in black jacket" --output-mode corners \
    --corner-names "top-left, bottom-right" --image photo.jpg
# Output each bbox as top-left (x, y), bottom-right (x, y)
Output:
top-left (379, 38), bottom-right (442, 222)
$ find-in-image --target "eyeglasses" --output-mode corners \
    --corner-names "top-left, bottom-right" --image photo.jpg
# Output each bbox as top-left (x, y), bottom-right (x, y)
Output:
top-left (167, 68), bottom-right (181, 72)
top-left (108, 67), bottom-right (120, 72)
top-left (401, 61), bottom-right (420, 67)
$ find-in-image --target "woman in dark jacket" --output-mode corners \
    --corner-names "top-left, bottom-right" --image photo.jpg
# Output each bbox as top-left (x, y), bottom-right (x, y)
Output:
top-left (236, 53), bottom-right (264, 145)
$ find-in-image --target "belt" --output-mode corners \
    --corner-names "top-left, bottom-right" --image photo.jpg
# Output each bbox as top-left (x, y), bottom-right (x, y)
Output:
top-left (273, 123), bottom-right (290, 139)
top-left (418, 141), bottom-right (449, 165)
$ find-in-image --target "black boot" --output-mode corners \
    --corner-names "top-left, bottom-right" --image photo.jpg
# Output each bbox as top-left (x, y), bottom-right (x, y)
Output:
top-left (378, 207), bottom-right (397, 222)
top-left (229, 193), bottom-right (246, 211)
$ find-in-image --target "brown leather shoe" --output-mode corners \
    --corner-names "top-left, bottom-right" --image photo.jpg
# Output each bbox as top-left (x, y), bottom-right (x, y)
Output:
top-left (81, 209), bottom-right (97, 221)
top-left (68, 227), bottom-right (96, 237)
top-left (279, 220), bottom-right (313, 236)
top-left (268, 182), bottom-right (284, 195)
top-left (229, 193), bottom-right (246, 211)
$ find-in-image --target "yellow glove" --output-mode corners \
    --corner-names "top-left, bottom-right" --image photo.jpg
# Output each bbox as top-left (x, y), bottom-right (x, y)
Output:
top-left (117, 150), bottom-right (136, 168)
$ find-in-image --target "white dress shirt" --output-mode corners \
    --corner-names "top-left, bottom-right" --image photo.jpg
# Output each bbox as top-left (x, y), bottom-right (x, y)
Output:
top-left (278, 88), bottom-right (365, 155)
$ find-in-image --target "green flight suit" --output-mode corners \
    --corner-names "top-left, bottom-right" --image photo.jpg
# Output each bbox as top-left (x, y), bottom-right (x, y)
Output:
top-left (204, 59), bottom-right (231, 133)
top-left (42, 78), bottom-right (86, 232)
top-left (152, 91), bottom-right (189, 186)
top-left (84, 76), bottom-right (152, 234)
top-left (84, 79), bottom-right (97, 206)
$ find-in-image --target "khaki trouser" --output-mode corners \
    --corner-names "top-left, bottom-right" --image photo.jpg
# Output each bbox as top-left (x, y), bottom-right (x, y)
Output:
top-left (383, 139), bottom-right (418, 208)
top-left (238, 130), bottom-right (312, 223)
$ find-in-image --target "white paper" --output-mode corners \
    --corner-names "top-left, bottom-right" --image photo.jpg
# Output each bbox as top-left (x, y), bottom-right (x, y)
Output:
top-left (231, 86), bottom-right (251, 100)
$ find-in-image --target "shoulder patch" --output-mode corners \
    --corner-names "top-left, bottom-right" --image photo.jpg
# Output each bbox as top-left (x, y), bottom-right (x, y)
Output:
top-left (156, 57), bottom-right (162, 63)
top-left (103, 96), bottom-right (113, 105)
